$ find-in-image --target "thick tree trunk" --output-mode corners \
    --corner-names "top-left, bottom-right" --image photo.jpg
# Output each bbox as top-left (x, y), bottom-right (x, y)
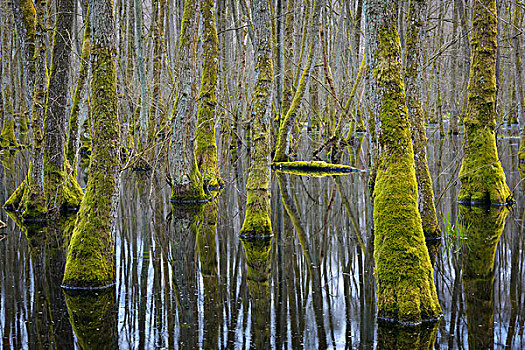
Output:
top-left (404, 0), bottom-right (440, 239)
top-left (458, 0), bottom-right (512, 204)
top-left (365, 0), bottom-right (441, 324)
top-left (63, 0), bottom-right (121, 288)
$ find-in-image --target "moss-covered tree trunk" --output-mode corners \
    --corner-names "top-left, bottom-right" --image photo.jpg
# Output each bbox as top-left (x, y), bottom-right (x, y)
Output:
top-left (194, 0), bottom-right (223, 189)
top-left (460, 205), bottom-right (509, 350)
top-left (458, 0), bottom-right (512, 204)
top-left (170, 0), bottom-right (207, 203)
top-left (66, 1), bottom-right (90, 170)
top-left (365, 0), bottom-right (442, 324)
top-left (43, 0), bottom-right (83, 215)
top-left (239, 0), bottom-right (273, 237)
top-left (63, 0), bottom-right (120, 289)
top-left (4, 0), bottom-right (47, 219)
top-left (404, 0), bottom-right (440, 239)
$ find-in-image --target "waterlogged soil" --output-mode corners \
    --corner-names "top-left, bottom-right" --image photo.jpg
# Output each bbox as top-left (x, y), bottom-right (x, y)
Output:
top-left (0, 126), bottom-right (524, 349)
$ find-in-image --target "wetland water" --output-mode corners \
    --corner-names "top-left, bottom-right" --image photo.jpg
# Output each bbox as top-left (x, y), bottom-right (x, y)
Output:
top-left (1, 127), bottom-right (524, 349)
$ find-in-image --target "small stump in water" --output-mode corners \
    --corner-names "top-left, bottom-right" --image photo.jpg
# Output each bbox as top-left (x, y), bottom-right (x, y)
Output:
top-left (272, 160), bottom-right (362, 177)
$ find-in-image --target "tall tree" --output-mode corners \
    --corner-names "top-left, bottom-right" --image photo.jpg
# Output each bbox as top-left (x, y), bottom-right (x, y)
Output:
top-left (63, 0), bottom-right (121, 288)
top-left (365, 0), bottom-right (442, 324)
top-left (458, 0), bottom-right (512, 204)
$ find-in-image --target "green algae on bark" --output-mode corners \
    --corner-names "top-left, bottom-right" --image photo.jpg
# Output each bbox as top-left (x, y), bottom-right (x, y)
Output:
top-left (459, 0), bottom-right (512, 205)
top-left (404, 0), bottom-right (441, 238)
top-left (365, 0), bottom-right (442, 324)
top-left (62, 0), bottom-right (120, 289)
top-left (460, 205), bottom-right (509, 350)
top-left (194, 0), bottom-right (223, 189)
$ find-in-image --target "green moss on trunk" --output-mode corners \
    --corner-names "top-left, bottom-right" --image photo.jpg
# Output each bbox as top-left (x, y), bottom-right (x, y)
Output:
top-left (366, 3), bottom-right (442, 323)
top-left (459, 0), bottom-right (512, 205)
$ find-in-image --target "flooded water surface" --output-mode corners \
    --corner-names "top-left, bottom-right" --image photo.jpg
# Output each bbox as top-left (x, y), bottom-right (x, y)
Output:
top-left (1, 128), bottom-right (525, 349)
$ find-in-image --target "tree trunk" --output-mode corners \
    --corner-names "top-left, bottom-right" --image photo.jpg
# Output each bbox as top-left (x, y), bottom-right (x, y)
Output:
top-left (43, 0), bottom-right (83, 215)
top-left (194, 0), bottom-right (223, 188)
top-left (404, 0), bottom-right (440, 239)
top-left (66, 1), bottom-right (90, 170)
top-left (365, 0), bottom-right (442, 324)
top-left (458, 0), bottom-right (512, 204)
top-left (170, 0), bottom-right (207, 202)
top-left (63, 0), bottom-right (121, 288)
top-left (239, 0), bottom-right (273, 236)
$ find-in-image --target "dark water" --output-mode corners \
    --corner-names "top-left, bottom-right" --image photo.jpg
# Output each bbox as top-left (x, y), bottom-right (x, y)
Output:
top-left (1, 127), bottom-right (524, 349)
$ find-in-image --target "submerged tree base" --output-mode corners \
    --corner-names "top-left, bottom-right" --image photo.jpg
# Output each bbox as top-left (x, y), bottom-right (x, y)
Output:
top-left (272, 160), bottom-right (362, 177)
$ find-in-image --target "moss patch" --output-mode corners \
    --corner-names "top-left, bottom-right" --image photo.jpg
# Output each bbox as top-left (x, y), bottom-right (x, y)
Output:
top-left (273, 160), bottom-right (361, 176)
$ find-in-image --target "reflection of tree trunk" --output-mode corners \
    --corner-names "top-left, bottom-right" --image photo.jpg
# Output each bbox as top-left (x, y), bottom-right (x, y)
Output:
top-left (241, 237), bottom-right (271, 349)
top-left (195, 201), bottom-right (220, 348)
top-left (64, 287), bottom-right (117, 349)
top-left (14, 217), bottom-right (76, 348)
top-left (170, 205), bottom-right (199, 349)
top-left (376, 320), bottom-right (440, 349)
top-left (460, 205), bottom-right (509, 350)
